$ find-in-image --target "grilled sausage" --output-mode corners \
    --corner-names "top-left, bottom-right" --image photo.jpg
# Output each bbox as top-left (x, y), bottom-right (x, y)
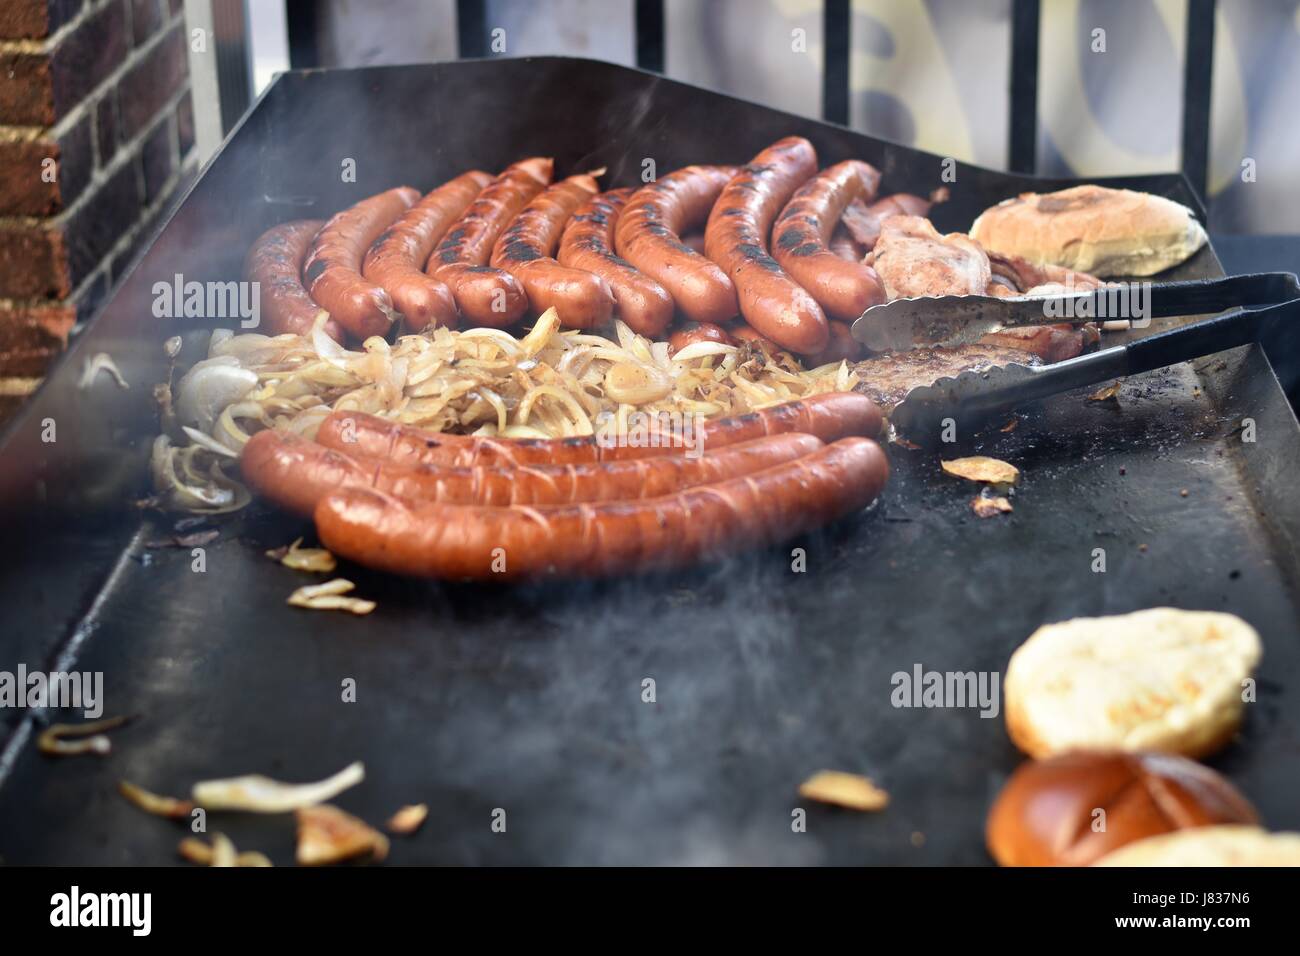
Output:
top-left (667, 321), bottom-right (736, 354)
top-left (705, 138), bottom-right (828, 355)
top-left (729, 322), bottom-right (781, 353)
top-left (558, 188), bottom-right (674, 337)
top-left (314, 436), bottom-right (889, 580)
top-left (361, 170), bottom-right (493, 331)
top-left (430, 158), bottom-right (553, 327)
top-left (242, 428), bottom-right (823, 518)
top-left (304, 187), bottom-right (420, 340)
top-left (314, 392), bottom-right (881, 468)
top-left (828, 225), bottom-right (864, 263)
top-left (244, 220), bottom-right (345, 341)
top-left (490, 173), bottom-right (615, 328)
top-left (773, 160), bottom-right (886, 321)
top-left (614, 165), bottom-right (740, 324)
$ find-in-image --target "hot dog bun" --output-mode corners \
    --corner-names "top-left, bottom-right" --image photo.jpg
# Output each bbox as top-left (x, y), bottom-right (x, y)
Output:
top-left (969, 185), bottom-right (1207, 277)
top-left (1092, 825), bottom-right (1300, 866)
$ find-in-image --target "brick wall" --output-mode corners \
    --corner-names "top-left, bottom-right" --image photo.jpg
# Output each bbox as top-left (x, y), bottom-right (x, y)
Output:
top-left (0, 0), bottom-right (198, 422)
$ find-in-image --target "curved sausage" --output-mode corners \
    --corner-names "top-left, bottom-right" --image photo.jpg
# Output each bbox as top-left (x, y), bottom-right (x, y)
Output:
top-left (242, 428), bottom-right (823, 518)
top-left (490, 172), bottom-right (615, 328)
top-left (558, 188), bottom-right (674, 338)
top-left (430, 158), bottom-right (553, 327)
top-left (614, 165), bottom-right (740, 325)
top-left (804, 320), bottom-right (861, 367)
top-left (304, 187), bottom-right (420, 340)
top-left (668, 321), bottom-right (736, 354)
top-left (314, 436), bottom-right (889, 580)
top-left (772, 160), bottom-right (886, 320)
top-left (704, 138), bottom-right (829, 355)
top-left (244, 220), bottom-right (345, 341)
top-left (314, 392), bottom-right (882, 467)
top-left (361, 170), bottom-right (493, 331)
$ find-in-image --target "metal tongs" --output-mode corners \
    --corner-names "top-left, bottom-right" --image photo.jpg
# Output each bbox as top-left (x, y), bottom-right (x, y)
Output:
top-left (850, 272), bottom-right (1300, 438)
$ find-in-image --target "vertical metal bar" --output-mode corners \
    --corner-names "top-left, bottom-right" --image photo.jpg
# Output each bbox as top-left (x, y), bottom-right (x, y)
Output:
top-left (1008, 0), bottom-right (1040, 174)
top-left (284, 0), bottom-right (319, 70)
top-left (211, 0), bottom-right (251, 132)
top-left (1182, 0), bottom-right (1216, 204)
top-left (822, 0), bottom-right (850, 125)
top-left (636, 0), bottom-right (665, 73)
top-left (457, 0), bottom-right (488, 58)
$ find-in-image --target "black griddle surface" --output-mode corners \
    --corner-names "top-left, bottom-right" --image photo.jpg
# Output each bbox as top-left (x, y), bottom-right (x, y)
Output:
top-left (0, 58), bottom-right (1297, 865)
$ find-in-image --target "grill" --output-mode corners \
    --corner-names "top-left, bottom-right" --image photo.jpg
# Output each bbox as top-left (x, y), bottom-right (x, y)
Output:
top-left (0, 57), bottom-right (1296, 865)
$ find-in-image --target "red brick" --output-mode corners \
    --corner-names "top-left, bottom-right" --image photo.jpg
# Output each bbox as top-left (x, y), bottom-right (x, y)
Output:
top-left (0, 301), bottom-right (75, 376)
top-left (0, 51), bottom-right (56, 126)
top-left (0, 1), bottom-right (127, 125)
top-left (0, 0), bottom-right (83, 41)
top-left (0, 226), bottom-right (69, 299)
top-left (129, 0), bottom-right (162, 45)
top-left (0, 111), bottom-right (93, 216)
top-left (117, 20), bottom-right (186, 138)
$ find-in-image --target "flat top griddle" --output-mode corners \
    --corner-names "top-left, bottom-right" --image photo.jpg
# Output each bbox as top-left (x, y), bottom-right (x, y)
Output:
top-left (1, 58), bottom-right (1297, 866)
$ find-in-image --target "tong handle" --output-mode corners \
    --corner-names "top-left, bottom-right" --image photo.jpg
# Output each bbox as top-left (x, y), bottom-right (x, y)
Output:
top-left (1139, 271), bottom-right (1300, 319)
top-left (1125, 291), bottom-right (1300, 375)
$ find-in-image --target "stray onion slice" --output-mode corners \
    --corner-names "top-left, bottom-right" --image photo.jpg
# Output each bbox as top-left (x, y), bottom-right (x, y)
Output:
top-left (192, 760), bottom-right (365, 813)
top-left (971, 495), bottom-right (1014, 518)
top-left (798, 770), bottom-right (890, 812)
top-left (78, 352), bottom-right (130, 390)
top-left (37, 714), bottom-right (132, 757)
top-left (178, 836), bottom-right (274, 867)
top-left (119, 780), bottom-right (194, 819)
top-left (211, 832), bottom-right (238, 867)
top-left (287, 578), bottom-right (375, 615)
top-left (1088, 381), bottom-right (1122, 402)
top-left (267, 537), bottom-right (337, 573)
top-left (941, 456), bottom-right (1019, 484)
top-left (387, 803), bottom-right (428, 835)
top-left (296, 804), bottom-right (390, 866)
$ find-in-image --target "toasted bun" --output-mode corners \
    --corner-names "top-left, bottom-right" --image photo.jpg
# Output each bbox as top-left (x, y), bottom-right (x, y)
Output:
top-left (1004, 608), bottom-right (1260, 759)
top-left (1093, 825), bottom-right (1300, 866)
top-left (969, 185), bottom-right (1207, 277)
top-left (986, 751), bottom-right (1258, 867)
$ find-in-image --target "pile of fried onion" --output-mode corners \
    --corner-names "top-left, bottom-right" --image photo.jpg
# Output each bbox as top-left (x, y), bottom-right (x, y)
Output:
top-left (150, 309), bottom-right (859, 513)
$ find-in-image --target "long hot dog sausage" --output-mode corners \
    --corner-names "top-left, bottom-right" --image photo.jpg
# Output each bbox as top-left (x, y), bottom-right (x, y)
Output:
top-left (614, 165), bottom-right (740, 325)
top-left (361, 170), bottom-right (493, 331)
top-left (490, 172), bottom-right (615, 328)
top-left (314, 392), bottom-right (882, 468)
top-left (244, 220), bottom-right (346, 341)
top-left (242, 428), bottom-right (823, 518)
top-left (430, 158), bottom-right (553, 327)
top-left (304, 187), bottom-right (420, 340)
top-left (705, 137), bottom-right (829, 355)
top-left (772, 160), bottom-right (886, 320)
top-left (314, 436), bottom-right (889, 580)
top-left (558, 188), bottom-right (674, 338)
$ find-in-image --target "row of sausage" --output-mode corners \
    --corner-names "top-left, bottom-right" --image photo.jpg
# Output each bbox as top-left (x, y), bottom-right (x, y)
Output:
top-left (242, 392), bottom-right (889, 580)
top-left (245, 136), bottom-right (939, 362)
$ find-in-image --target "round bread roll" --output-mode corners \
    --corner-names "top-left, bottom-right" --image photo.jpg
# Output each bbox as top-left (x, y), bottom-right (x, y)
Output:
top-left (969, 185), bottom-right (1207, 277)
top-left (1004, 608), bottom-right (1261, 759)
top-left (986, 751), bottom-right (1258, 867)
top-left (1093, 825), bottom-right (1300, 866)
